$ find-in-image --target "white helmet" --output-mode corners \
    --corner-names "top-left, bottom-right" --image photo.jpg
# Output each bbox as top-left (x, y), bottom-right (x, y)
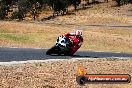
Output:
top-left (75, 30), bottom-right (82, 37)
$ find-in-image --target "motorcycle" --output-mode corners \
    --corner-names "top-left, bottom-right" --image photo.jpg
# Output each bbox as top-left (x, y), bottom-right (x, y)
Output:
top-left (46, 36), bottom-right (73, 56)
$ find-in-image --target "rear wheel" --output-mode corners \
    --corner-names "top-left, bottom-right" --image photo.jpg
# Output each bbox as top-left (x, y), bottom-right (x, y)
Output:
top-left (64, 47), bottom-right (73, 56)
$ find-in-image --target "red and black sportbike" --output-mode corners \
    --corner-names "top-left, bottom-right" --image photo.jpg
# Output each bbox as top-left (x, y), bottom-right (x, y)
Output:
top-left (46, 31), bottom-right (83, 56)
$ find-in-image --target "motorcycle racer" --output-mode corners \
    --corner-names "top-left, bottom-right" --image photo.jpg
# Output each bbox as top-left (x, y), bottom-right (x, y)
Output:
top-left (46, 30), bottom-right (83, 56)
top-left (62, 30), bottom-right (83, 55)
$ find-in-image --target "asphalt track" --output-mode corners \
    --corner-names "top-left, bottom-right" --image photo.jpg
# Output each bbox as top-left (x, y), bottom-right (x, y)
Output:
top-left (0, 48), bottom-right (132, 62)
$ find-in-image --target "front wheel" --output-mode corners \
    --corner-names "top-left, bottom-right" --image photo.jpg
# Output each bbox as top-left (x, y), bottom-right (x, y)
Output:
top-left (46, 45), bottom-right (57, 55)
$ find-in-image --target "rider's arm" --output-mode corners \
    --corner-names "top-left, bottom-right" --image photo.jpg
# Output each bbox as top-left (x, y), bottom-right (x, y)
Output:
top-left (63, 33), bottom-right (75, 37)
top-left (75, 37), bottom-right (83, 47)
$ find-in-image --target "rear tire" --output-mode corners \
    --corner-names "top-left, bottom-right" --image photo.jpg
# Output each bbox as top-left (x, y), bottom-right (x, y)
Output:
top-left (64, 48), bottom-right (73, 56)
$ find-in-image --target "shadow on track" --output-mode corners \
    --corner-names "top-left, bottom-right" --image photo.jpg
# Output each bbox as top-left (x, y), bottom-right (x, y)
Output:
top-left (0, 48), bottom-right (71, 62)
top-left (74, 51), bottom-right (132, 58)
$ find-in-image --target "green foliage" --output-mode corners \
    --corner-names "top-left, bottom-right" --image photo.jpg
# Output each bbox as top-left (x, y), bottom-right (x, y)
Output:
top-left (0, 5), bottom-right (9, 19)
top-left (11, 10), bottom-right (24, 20)
top-left (10, 0), bottom-right (31, 20)
top-left (115, 0), bottom-right (131, 6)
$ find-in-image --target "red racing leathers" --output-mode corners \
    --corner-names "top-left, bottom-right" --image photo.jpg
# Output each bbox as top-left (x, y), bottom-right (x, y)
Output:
top-left (63, 33), bottom-right (83, 55)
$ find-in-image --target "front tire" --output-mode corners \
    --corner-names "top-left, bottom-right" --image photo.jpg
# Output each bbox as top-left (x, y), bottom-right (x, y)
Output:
top-left (46, 45), bottom-right (57, 55)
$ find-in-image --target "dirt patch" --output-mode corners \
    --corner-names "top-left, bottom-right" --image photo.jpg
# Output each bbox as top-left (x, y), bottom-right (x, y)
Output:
top-left (0, 58), bottom-right (132, 88)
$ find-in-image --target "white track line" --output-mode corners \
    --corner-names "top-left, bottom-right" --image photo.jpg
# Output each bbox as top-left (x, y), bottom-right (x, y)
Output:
top-left (0, 57), bottom-right (131, 66)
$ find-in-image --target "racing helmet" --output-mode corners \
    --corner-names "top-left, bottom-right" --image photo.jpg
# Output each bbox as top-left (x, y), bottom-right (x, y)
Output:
top-left (75, 30), bottom-right (82, 38)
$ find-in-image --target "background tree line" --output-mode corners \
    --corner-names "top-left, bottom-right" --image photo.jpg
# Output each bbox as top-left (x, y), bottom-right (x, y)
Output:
top-left (0, 0), bottom-right (131, 20)
top-left (0, 0), bottom-right (46, 20)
